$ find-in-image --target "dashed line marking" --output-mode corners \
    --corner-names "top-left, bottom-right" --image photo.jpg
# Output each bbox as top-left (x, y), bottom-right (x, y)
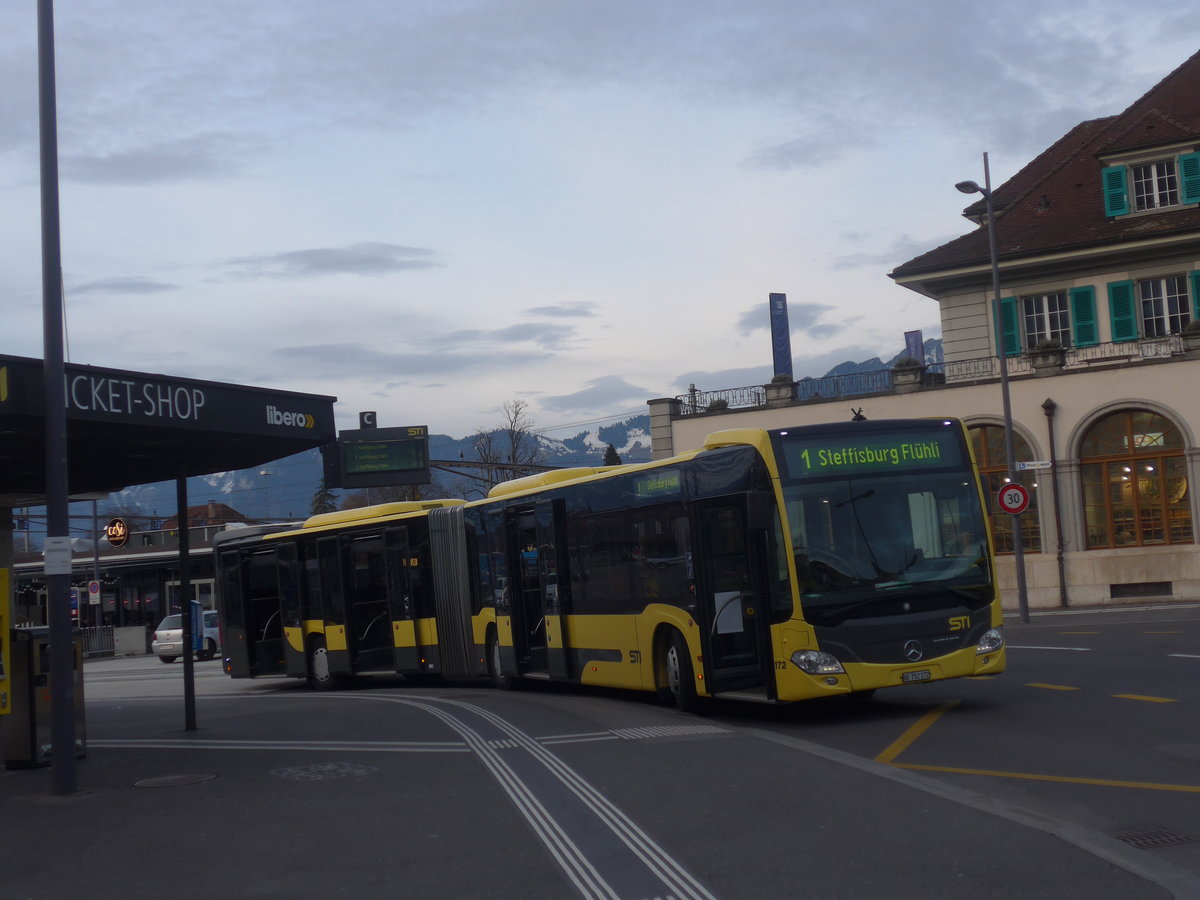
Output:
top-left (1026, 683), bottom-right (1079, 691)
top-left (1113, 693), bottom-right (1176, 704)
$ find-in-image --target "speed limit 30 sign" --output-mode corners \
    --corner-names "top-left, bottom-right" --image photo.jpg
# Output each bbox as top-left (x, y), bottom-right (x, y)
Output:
top-left (997, 483), bottom-right (1030, 515)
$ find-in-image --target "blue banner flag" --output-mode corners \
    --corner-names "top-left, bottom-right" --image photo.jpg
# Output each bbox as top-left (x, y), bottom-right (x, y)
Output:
top-left (769, 293), bottom-right (793, 379)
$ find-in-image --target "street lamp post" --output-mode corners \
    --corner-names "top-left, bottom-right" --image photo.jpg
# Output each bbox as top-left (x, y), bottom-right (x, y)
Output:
top-left (956, 152), bottom-right (1031, 624)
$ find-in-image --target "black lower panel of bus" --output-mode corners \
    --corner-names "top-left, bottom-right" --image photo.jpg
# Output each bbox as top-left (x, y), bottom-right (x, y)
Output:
top-left (813, 609), bottom-right (985, 664)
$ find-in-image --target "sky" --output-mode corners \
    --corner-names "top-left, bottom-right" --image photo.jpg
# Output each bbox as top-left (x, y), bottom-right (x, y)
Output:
top-left (3, 2), bottom-right (1197, 441)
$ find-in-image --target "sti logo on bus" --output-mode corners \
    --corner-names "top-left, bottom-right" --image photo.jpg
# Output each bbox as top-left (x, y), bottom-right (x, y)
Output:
top-left (949, 615), bottom-right (970, 631)
top-left (265, 405), bottom-right (316, 428)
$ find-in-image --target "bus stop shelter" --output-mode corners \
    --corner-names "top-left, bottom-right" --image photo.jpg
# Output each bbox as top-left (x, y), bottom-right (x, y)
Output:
top-left (0, 352), bottom-right (337, 780)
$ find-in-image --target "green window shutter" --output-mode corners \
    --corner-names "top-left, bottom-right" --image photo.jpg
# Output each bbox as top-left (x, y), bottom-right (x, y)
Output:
top-left (1102, 165), bottom-right (1129, 216)
top-left (1107, 280), bottom-right (1138, 342)
top-left (1070, 286), bottom-right (1098, 346)
top-left (994, 296), bottom-right (1020, 356)
top-left (1180, 153), bottom-right (1200, 205)
top-left (1190, 270), bottom-right (1200, 319)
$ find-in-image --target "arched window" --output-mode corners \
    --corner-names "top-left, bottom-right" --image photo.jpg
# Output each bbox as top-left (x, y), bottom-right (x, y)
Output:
top-left (969, 424), bottom-right (1041, 554)
top-left (1080, 410), bottom-right (1191, 548)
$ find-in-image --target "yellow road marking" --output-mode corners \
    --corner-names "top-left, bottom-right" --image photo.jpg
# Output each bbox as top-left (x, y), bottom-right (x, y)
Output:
top-left (895, 763), bottom-right (1200, 793)
top-left (1026, 682), bottom-right (1079, 691)
top-left (874, 701), bottom-right (958, 765)
top-left (1113, 693), bottom-right (1176, 703)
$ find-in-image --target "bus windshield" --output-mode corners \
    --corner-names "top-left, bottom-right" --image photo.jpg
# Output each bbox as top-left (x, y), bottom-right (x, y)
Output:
top-left (772, 424), bottom-right (992, 624)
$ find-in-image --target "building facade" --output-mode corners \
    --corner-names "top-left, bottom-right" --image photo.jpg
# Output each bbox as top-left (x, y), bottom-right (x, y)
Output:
top-left (649, 50), bottom-right (1200, 612)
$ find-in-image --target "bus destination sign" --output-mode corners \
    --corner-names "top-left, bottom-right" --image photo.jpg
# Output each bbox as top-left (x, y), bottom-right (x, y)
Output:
top-left (780, 428), bottom-right (964, 480)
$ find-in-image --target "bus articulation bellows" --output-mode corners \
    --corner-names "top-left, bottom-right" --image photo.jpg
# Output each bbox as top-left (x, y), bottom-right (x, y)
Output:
top-left (215, 418), bottom-right (1005, 707)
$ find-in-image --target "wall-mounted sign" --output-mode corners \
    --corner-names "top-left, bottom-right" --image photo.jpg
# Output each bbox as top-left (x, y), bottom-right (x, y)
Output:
top-left (105, 517), bottom-right (130, 547)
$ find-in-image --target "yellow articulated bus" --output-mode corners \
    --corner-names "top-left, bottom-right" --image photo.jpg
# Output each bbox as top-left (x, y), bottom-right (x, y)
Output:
top-left (216, 418), bottom-right (1005, 707)
top-left (214, 500), bottom-right (482, 689)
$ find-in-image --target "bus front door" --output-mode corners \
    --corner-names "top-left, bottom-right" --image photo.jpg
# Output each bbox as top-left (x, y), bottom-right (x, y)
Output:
top-left (693, 496), bottom-right (767, 695)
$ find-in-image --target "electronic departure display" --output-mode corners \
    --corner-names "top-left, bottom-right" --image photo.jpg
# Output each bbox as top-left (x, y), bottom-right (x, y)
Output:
top-left (338, 425), bottom-right (431, 487)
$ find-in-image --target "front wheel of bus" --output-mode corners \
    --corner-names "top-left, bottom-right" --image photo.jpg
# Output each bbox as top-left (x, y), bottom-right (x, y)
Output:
top-left (487, 630), bottom-right (512, 690)
top-left (307, 638), bottom-right (337, 691)
top-left (663, 631), bottom-right (702, 713)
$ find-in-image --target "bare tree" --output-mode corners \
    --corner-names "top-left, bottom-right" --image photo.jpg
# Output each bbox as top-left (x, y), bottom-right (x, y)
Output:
top-left (466, 399), bottom-right (545, 492)
top-left (502, 399), bottom-right (542, 469)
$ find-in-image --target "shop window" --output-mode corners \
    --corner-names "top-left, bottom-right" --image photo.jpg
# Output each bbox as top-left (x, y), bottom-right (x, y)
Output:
top-left (1079, 409), bottom-right (1191, 549)
top-left (968, 424), bottom-right (1042, 554)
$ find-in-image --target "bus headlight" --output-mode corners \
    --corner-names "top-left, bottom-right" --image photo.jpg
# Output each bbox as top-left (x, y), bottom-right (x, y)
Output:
top-left (976, 627), bottom-right (1004, 655)
top-left (791, 650), bottom-right (845, 675)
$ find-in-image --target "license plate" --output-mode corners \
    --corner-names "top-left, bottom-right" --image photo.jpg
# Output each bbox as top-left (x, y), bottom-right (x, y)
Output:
top-left (902, 669), bottom-right (931, 683)
top-left (161, 643), bottom-right (176, 651)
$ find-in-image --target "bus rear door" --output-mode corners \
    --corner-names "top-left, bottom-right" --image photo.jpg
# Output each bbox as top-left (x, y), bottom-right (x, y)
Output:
top-left (384, 526), bottom-right (420, 673)
top-left (316, 537), bottom-right (353, 678)
top-left (276, 542), bottom-right (308, 678)
top-left (218, 548), bottom-right (287, 677)
top-left (536, 499), bottom-right (572, 680)
top-left (505, 508), bottom-right (547, 675)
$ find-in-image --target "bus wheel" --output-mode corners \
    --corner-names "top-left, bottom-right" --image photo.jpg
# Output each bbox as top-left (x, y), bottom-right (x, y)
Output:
top-left (307, 638), bottom-right (338, 691)
top-left (663, 631), bottom-right (703, 713)
top-left (487, 631), bottom-right (512, 690)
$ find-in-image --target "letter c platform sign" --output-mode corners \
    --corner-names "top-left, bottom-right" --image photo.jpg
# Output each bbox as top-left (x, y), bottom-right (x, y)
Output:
top-left (997, 484), bottom-right (1030, 515)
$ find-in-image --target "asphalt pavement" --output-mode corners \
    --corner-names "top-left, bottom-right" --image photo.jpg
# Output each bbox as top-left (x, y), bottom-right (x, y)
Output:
top-left (1, 616), bottom-right (1198, 900)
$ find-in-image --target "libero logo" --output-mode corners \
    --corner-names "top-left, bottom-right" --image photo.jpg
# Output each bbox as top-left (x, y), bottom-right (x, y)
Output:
top-left (266, 404), bottom-right (316, 428)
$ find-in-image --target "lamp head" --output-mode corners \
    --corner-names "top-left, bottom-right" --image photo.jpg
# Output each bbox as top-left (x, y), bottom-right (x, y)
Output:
top-left (955, 180), bottom-right (982, 195)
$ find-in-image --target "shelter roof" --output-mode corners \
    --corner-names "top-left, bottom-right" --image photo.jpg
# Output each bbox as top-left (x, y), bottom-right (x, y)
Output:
top-left (0, 354), bottom-right (337, 506)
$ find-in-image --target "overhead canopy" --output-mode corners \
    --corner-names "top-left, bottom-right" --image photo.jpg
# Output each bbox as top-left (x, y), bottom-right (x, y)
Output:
top-left (0, 354), bottom-right (338, 506)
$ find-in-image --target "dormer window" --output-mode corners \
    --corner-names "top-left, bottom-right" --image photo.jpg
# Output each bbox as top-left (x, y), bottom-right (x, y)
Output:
top-left (1102, 150), bottom-right (1200, 216)
top-left (1132, 159), bottom-right (1178, 210)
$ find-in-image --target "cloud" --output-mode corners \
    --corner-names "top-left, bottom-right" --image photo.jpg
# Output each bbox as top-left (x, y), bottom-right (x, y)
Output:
top-left (832, 234), bottom-right (966, 272)
top-left (61, 136), bottom-right (249, 184)
top-left (736, 301), bottom-right (841, 337)
top-left (746, 133), bottom-right (855, 170)
top-left (71, 276), bottom-right (179, 295)
top-left (430, 323), bottom-right (577, 351)
top-left (270, 342), bottom-right (537, 379)
top-left (541, 375), bottom-right (649, 414)
top-left (523, 302), bottom-right (597, 318)
top-left (225, 243), bottom-right (437, 279)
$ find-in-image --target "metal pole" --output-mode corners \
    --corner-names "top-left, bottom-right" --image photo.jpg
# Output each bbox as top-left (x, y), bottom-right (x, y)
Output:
top-left (91, 500), bottom-right (101, 626)
top-left (38, 0), bottom-right (78, 795)
top-left (983, 153), bottom-right (1031, 623)
top-left (177, 474), bottom-right (197, 730)
top-left (1042, 398), bottom-right (1069, 608)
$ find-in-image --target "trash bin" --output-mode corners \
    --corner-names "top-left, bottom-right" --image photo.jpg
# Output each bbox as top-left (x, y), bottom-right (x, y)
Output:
top-left (3, 628), bottom-right (87, 769)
